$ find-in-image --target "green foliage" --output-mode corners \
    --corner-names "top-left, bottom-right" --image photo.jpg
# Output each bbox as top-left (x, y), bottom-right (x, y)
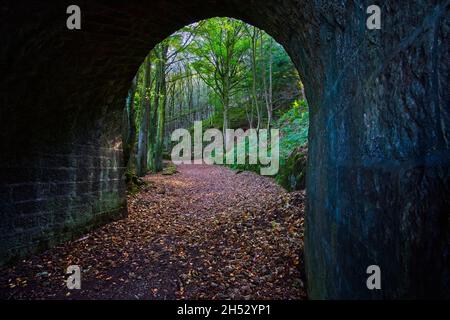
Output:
top-left (127, 16), bottom-right (307, 187)
top-left (189, 18), bottom-right (250, 131)
top-left (202, 106), bottom-right (250, 130)
top-left (125, 170), bottom-right (147, 195)
top-left (162, 162), bottom-right (178, 175)
top-left (227, 99), bottom-right (309, 191)
top-left (277, 99), bottom-right (309, 159)
top-left (275, 99), bottom-right (308, 190)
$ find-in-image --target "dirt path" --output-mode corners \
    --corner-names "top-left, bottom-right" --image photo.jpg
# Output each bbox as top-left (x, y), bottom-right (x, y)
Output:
top-left (0, 164), bottom-right (306, 299)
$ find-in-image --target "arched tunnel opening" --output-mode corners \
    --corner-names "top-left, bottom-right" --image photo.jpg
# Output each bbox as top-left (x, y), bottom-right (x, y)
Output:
top-left (0, 1), bottom-right (449, 300)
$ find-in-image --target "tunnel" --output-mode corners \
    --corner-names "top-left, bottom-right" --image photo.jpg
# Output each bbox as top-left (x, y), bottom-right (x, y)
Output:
top-left (0, 0), bottom-right (449, 299)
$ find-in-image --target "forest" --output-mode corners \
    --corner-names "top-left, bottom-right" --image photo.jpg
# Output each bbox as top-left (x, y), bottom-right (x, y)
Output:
top-left (122, 17), bottom-right (309, 190)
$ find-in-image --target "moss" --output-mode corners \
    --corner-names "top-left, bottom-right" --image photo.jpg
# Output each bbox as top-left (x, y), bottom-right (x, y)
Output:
top-left (125, 170), bottom-right (147, 195)
top-left (100, 191), bottom-right (127, 212)
top-left (162, 162), bottom-right (178, 175)
top-left (223, 102), bottom-right (309, 191)
top-left (276, 146), bottom-right (308, 191)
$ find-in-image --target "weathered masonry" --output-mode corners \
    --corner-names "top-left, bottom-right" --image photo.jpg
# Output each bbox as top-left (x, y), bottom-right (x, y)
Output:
top-left (0, 1), bottom-right (448, 299)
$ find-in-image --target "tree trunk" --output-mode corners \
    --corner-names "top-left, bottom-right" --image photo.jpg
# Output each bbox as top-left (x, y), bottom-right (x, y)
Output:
top-left (136, 55), bottom-right (152, 177)
top-left (148, 53), bottom-right (160, 172)
top-left (123, 74), bottom-right (138, 171)
top-left (262, 35), bottom-right (273, 129)
top-left (250, 27), bottom-right (261, 130)
top-left (155, 44), bottom-right (169, 172)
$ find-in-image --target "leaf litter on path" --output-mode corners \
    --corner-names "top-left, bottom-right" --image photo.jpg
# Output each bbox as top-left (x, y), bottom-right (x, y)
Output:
top-left (0, 164), bottom-right (306, 299)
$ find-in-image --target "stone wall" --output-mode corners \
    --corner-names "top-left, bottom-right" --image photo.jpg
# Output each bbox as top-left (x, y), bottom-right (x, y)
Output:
top-left (0, 144), bottom-right (126, 264)
top-left (0, 0), bottom-right (448, 298)
top-left (305, 0), bottom-right (450, 299)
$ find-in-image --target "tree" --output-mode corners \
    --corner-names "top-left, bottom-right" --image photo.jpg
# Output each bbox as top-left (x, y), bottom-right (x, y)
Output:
top-left (190, 18), bottom-right (249, 134)
top-left (247, 25), bottom-right (261, 130)
top-left (122, 73), bottom-right (139, 170)
top-left (261, 34), bottom-right (273, 129)
top-left (136, 53), bottom-right (152, 176)
top-left (154, 43), bottom-right (169, 172)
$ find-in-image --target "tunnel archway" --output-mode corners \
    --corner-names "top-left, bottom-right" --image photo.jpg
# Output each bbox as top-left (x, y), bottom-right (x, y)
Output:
top-left (0, 1), bottom-right (448, 299)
